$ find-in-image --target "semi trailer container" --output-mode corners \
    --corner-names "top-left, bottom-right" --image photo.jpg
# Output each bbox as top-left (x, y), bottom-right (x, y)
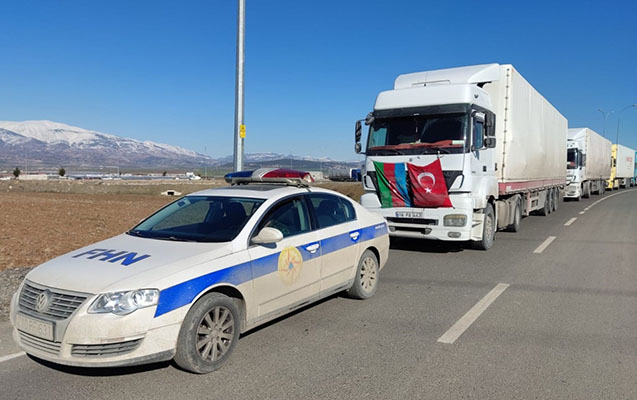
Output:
top-left (607, 144), bottom-right (635, 189)
top-left (564, 128), bottom-right (612, 200)
top-left (355, 63), bottom-right (567, 250)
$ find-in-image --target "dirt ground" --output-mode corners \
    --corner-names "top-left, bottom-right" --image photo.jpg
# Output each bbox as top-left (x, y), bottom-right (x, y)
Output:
top-left (0, 192), bottom-right (174, 271)
top-left (0, 182), bottom-right (364, 271)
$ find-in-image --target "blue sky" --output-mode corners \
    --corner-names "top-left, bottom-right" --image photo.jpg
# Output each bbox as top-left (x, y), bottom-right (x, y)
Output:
top-left (1, 0), bottom-right (636, 160)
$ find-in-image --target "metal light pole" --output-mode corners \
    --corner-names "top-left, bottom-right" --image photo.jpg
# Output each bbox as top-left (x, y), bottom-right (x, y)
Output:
top-left (597, 108), bottom-right (613, 137)
top-left (232, 0), bottom-right (246, 171)
top-left (615, 104), bottom-right (637, 145)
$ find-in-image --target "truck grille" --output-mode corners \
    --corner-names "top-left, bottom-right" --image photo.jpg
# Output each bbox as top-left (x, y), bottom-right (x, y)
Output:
top-left (71, 339), bottom-right (142, 358)
top-left (19, 282), bottom-right (88, 320)
top-left (18, 331), bottom-right (62, 355)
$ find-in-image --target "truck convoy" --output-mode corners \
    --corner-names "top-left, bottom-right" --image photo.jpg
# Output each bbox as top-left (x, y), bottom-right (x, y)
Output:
top-left (607, 144), bottom-right (636, 190)
top-left (565, 128), bottom-right (612, 200)
top-left (354, 63), bottom-right (567, 250)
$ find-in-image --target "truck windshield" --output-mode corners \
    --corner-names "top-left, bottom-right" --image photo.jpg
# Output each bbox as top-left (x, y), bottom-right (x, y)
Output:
top-left (367, 113), bottom-right (468, 155)
top-left (567, 149), bottom-right (578, 169)
top-left (128, 196), bottom-right (265, 243)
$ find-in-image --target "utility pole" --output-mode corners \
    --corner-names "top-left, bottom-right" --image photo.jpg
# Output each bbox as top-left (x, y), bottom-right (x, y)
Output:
top-left (233, 0), bottom-right (246, 171)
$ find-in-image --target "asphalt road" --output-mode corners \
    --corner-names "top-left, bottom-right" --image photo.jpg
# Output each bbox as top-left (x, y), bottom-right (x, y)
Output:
top-left (1, 189), bottom-right (636, 399)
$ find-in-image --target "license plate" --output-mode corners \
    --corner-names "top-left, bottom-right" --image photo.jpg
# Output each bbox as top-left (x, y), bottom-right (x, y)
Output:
top-left (395, 210), bottom-right (423, 218)
top-left (15, 313), bottom-right (54, 341)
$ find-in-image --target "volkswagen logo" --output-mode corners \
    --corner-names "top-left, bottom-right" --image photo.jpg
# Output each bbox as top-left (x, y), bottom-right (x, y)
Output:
top-left (34, 290), bottom-right (52, 313)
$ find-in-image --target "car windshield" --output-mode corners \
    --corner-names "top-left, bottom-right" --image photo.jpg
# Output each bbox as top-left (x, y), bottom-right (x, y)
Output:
top-left (567, 148), bottom-right (578, 169)
top-left (129, 196), bottom-right (265, 243)
top-left (367, 113), bottom-right (468, 155)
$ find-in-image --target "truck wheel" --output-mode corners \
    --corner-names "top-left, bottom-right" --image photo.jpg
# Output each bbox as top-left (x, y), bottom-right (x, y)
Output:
top-left (471, 204), bottom-right (495, 250)
top-left (538, 191), bottom-right (551, 216)
top-left (346, 249), bottom-right (379, 299)
top-left (506, 200), bottom-right (521, 232)
top-left (552, 189), bottom-right (559, 212)
top-left (582, 183), bottom-right (590, 198)
top-left (174, 293), bottom-right (241, 374)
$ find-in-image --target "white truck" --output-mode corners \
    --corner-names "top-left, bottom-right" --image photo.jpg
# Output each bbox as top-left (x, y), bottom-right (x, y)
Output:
top-left (607, 144), bottom-right (636, 189)
top-left (565, 128), bottom-right (612, 199)
top-left (354, 64), bottom-right (567, 250)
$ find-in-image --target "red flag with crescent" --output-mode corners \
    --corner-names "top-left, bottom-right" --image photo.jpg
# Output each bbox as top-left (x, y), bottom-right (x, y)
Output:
top-left (407, 159), bottom-right (452, 208)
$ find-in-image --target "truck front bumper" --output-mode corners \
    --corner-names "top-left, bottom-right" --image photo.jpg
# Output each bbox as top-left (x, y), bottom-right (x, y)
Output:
top-left (361, 193), bottom-right (480, 241)
top-left (564, 183), bottom-right (581, 198)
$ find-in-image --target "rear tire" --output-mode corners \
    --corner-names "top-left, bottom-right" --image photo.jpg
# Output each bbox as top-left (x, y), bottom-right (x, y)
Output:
top-left (506, 200), bottom-right (522, 232)
top-left (538, 190), bottom-right (551, 216)
top-left (552, 189), bottom-right (559, 212)
top-left (174, 293), bottom-right (241, 374)
top-left (471, 204), bottom-right (495, 250)
top-left (346, 250), bottom-right (379, 299)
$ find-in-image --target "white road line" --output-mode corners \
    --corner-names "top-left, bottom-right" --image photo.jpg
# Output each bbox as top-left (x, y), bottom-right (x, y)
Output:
top-left (438, 283), bottom-right (510, 344)
top-left (533, 236), bottom-right (557, 254)
top-left (564, 217), bottom-right (577, 226)
top-left (0, 352), bottom-right (25, 363)
top-left (579, 211), bottom-right (585, 215)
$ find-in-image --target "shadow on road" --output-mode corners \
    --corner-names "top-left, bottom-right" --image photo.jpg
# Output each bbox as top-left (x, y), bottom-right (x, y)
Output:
top-left (389, 237), bottom-right (465, 253)
top-left (27, 354), bottom-right (173, 377)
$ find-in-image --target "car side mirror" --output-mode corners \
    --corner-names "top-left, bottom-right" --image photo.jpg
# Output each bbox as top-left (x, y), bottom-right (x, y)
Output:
top-left (251, 227), bottom-right (283, 245)
top-left (485, 137), bottom-right (496, 148)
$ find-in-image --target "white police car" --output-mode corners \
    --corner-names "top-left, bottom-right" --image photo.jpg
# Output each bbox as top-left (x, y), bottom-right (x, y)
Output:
top-left (10, 169), bottom-right (389, 373)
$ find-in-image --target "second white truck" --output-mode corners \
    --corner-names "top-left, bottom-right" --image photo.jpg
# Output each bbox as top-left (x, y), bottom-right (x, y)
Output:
top-left (565, 128), bottom-right (612, 200)
top-left (355, 63), bottom-right (567, 250)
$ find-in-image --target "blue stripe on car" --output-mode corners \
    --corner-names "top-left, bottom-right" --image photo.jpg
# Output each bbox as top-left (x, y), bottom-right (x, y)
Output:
top-left (154, 222), bottom-right (387, 317)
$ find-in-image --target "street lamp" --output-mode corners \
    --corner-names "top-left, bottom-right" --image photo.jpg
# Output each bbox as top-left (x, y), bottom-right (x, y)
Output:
top-left (597, 108), bottom-right (613, 137)
top-left (615, 104), bottom-right (637, 145)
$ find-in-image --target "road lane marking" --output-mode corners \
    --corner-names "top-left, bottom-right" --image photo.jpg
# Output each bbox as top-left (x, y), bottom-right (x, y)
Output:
top-left (579, 211), bottom-right (585, 215)
top-left (438, 283), bottom-right (510, 344)
top-left (564, 217), bottom-right (577, 226)
top-left (0, 352), bottom-right (25, 363)
top-left (533, 236), bottom-right (556, 254)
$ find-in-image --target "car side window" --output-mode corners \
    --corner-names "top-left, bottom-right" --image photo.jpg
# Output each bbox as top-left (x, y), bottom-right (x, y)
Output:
top-left (256, 197), bottom-right (311, 238)
top-left (309, 194), bottom-right (356, 229)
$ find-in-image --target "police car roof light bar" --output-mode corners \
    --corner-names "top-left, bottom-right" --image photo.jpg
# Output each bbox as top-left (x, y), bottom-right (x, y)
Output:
top-left (224, 168), bottom-right (315, 187)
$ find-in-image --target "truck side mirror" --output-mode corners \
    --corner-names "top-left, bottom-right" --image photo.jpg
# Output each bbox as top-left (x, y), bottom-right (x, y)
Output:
top-left (355, 120), bottom-right (363, 154)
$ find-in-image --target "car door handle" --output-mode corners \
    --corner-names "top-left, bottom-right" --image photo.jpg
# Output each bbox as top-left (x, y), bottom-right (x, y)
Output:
top-left (305, 243), bottom-right (320, 253)
top-left (350, 231), bottom-right (360, 241)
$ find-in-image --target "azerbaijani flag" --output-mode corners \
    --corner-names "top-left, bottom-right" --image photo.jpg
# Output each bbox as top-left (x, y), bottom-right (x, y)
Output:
top-left (373, 161), bottom-right (411, 208)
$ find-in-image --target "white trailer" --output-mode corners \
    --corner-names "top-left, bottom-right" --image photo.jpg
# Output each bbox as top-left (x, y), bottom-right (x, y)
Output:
top-left (355, 64), bottom-right (567, 250)
top-left (564, 128), bottom-right (612, 199)
top-left (608, 144), bottom-right (636, 189)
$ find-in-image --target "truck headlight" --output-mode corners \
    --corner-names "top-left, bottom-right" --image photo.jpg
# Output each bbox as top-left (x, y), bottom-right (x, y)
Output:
top-left (443, 214), bottom-right (467, 227)
top-left (88, 289), bottom-right (159, 315)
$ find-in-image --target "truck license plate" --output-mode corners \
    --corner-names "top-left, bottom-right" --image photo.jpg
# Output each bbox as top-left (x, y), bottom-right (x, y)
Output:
top-left (15, 313), bottom-right (54, 341)
top-left (395, 210), bottom-right (423, 218)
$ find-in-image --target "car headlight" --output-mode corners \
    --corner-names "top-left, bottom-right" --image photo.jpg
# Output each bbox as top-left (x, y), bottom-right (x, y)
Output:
top-left (88, 289), bottom-right (159, 315)
top-left (443, 214), bottom-right (467, 227)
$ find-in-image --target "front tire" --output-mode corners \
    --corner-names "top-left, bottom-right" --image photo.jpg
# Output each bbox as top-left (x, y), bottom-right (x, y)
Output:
top-left (471, 204), bottom-right (495, 250)
top-left (346, 249), bottom-right (379, 299)
top-left (174, 293), bottom-right (241, 374)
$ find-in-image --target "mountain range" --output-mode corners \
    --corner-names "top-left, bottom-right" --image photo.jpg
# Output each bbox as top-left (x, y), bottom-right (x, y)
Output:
top-left (0, 121), bottom-right (358, 171)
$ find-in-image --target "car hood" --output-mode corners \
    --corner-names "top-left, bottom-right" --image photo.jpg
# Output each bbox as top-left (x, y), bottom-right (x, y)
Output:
top-left (25, 234), bottom-right (235, 295)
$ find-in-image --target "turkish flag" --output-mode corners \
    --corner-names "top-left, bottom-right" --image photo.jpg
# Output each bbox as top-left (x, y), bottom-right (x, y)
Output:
top-left (407, 159), bottom-right (453, 208)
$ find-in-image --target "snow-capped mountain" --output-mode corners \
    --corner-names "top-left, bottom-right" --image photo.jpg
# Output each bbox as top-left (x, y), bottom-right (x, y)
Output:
top-left (0, 120), bottom-right (213, 169)
top-left (0, 120), bottom-right (359, 171)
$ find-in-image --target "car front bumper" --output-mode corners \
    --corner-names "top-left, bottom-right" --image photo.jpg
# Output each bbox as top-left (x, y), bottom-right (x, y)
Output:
top-left (10, 286), bottom-right (184, 368)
